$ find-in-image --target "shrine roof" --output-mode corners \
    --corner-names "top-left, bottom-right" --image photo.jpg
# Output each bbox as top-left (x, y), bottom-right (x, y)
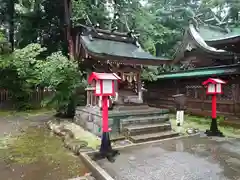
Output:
top-left (198, 25), bottom-right (240, 42)
top-left (79, 26), bottom-right (172, 65)
top-left (156, 64), bottom-right (240, 80)
top-left (189, 24), bottom-right (228, 53)
top-left (172, 24), bottom-right (240, 64)
top-left (81, 35), bottom-right (163, 60)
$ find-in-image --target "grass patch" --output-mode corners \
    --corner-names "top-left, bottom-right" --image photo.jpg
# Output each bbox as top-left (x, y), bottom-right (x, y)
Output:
top-left (0, 111), bottom-right (14, 117)
top-left (0, 126), bottom-right (88, 177)
top-left (6, 127), bottom-right (71, 164)
top-left (170, 114), bottom-right (240, 138)
top-left (0, 135), bottom-right (15, 150)
top-left (0, 108), bottom-right (54, 118)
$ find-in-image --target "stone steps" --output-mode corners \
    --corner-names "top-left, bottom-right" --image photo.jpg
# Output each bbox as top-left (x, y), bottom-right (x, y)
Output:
top-left (114, 105), bottom-right (150, 111)
top-left (129, 131), bottom-right (179, 143)
top-left (120, 112), bottom-right (179, 143)
top-left (110, 108), bottom-right (169, 117)
top-left (123, 123), bottom-right (171, 136)
top-left (120, 114), bottom-right (169, 131)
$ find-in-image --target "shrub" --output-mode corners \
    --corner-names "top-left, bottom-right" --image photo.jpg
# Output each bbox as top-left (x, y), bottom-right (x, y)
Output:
top-left (0, 43), bottom-right (45, 110)
top-left (0, 43), bottom-right (86, 113)
top-left (39, 51), bottom-right (86, 117)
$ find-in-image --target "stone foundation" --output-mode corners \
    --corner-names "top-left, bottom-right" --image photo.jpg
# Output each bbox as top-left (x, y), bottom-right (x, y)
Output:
top-left (74, 106), bottom-right (170, 137)
top-left (74, 106), bottom-right (114, 137)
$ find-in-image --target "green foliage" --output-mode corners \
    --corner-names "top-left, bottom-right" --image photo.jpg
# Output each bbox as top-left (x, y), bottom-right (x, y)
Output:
top-left (39, 51), bottom-right (86, 112)
top-left (141, 66), bottom-right (160, 82)
top-left (133, 8), bottom-right (176, 56)
top-left (71, 0), bottom-right (87, 26)
top-left (0, 43), bottom-right (86, 112)
top-left (12, 43), bottom-right (46, 82)
top-left (2, 0), bottom-right (239, 57)
top-left (141, 64), bottom-right (183, 81)
top-left (1, 0), bottom-right (239, 55)
top-left (0, 43), bottom-right (46, 109)
top-left (0, 32), bottom-right (6, 41)
top-left (0, 0), bottom-right (239, 110)
top-left (0, 31), bottom-right (11, 54)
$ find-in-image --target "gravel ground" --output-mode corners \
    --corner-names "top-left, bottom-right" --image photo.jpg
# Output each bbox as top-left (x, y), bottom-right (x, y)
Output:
top-left (97, 135), bottom-right (240, 180)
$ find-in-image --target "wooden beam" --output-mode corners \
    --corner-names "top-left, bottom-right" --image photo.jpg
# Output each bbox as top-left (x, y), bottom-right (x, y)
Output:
top-left (91, 33), bottom-right (135, 44)
top-left (96, 28), bottom-right (129, 37)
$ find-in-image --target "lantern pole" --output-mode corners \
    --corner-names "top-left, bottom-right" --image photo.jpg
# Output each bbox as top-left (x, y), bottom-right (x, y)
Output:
top-left (205, 94), bottom-right (224, 137)
top-left (102, 96), bottom-right (109, 133)
top-left (95, 95), bottom-right (119, 162)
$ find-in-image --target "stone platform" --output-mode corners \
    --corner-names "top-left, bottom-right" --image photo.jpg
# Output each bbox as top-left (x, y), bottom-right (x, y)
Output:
top-left (74, 105), bottom-right (177, 142)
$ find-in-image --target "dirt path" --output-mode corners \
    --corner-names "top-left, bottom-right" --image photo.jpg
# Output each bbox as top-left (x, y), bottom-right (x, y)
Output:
top-left (0, 113), bottom-right (52, 137)
top-left (0, 112), bottom-right (88, 180)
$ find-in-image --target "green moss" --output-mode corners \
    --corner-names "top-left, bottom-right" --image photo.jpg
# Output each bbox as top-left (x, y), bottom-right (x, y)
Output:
top-left (0, 108), bottom-right (54, 117)
top-left (74, 132), bottom-right (100, 150)
top-left (1, 126), bottom-right (88, 177)
top-left (0, 111), bottom-right (14, 117)
top-left (0, 135), bottom-right (14, 150)
top-left (19, 108), bottom-right (54, 116)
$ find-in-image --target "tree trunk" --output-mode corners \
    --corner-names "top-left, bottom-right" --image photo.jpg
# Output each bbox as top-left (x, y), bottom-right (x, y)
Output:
top-left (63, 0), bottom-right (74, 60)
top-left (8, 0), bottom-right (14, 51)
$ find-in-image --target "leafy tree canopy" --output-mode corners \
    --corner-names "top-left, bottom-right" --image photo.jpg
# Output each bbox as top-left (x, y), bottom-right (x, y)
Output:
top-left (0, 0), bottom-right (239, 105)
top-left (0, 43), bottom-right (85, 111)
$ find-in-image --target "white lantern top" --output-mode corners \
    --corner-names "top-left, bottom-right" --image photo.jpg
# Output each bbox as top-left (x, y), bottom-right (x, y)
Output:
top-left (88, 72), bottom-right (121, 96)
top-left (202, 78), bottom-right (227, 95)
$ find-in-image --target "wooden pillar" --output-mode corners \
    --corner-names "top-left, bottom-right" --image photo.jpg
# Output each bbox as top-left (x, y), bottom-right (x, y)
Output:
top-left (98, 96), bottom-right (110, 108)
top-left (137, 72), bottom-right (143, 103)
top-left (201, 86), bottom-right (205, 110)
top-left (90, 91), bottom-right (93, 106)
top-left (86, 90), bottom-right (90, 106)
top-left (98, 96), bottom-right (102, 107)
top-left (114, 80), bottom-right (119, 101)
top-left (94, 94), bottom-right (97, 106)
top-left (175, 80), bottom-right (180, 94)
top-left (232, 78), bottom-right (239, 115)
top-left (85, 87), bottom-right (95, 106)
top-left (236, 83), bottom-right (240, 115)
top-left (236, 83), bottom-right (240, 101)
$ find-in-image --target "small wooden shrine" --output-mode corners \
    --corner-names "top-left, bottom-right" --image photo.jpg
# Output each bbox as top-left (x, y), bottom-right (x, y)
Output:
top-left (72, 25), bottom-right (171, 107)
top-left (145, 23), bottom-right (240, 117)
top-left (65, 2), bottom-right (177, 142)
top-left (71, 25), bottom-right (178, 141)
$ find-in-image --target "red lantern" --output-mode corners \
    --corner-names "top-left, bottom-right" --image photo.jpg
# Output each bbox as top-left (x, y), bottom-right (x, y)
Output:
top-left (202, 78), bottom-right (226, 137)
top-left (88, 72), bottom-right (121, 97)
top-left (88, 72), bottom-right (121, 161)
top-left (202, 78), bottom-right (226, 95)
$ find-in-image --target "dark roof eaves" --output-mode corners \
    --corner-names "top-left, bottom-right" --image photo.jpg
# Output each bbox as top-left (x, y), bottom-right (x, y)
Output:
top-left (157, 64), bottom-right (240, 76)
top-left (205, 35), bottom-right (240, 46)
top-left (80, 36), bottom-right (172, 63)
top-left (155, 64), bottom-right (240, 80)
top-left (188, 24), bottom-right (234, 57)
top-left (198, 24), bottom-right (240, 43)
